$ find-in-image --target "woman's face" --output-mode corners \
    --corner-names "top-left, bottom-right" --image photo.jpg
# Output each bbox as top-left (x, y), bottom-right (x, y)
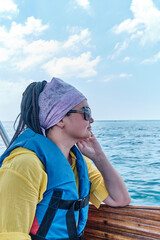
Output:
top-left (63, 100), bottom-right (94, 141)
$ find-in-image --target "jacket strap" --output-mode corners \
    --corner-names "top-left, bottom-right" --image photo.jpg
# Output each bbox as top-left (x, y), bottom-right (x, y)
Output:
top-left (58, 193), bottom-right (90, 210)
top-left (66, 194), bottom-right (89, 240)
top-left (36, 189), bottom-right (63, 238)
top-left (31, 192), bottom-right (89, 240)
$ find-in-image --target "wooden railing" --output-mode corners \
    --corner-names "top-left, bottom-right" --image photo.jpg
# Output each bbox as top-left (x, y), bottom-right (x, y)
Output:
top-left (84, 204), bottom-right (160, 239)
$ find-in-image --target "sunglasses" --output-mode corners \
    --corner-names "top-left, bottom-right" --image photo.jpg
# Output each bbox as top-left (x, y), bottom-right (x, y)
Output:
top-left (67, 106), bottom-right (92, 121)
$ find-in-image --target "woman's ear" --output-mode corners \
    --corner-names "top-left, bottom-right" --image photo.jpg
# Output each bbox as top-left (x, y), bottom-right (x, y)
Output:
top-left (56, 118), bottom-right (65, 129)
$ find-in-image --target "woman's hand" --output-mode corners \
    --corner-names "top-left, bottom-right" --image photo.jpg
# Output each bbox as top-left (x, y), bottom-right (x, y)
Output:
top-left (76, 132), bottom-right (103, 161)
top-left (77, 132), bottom-right (131, 207)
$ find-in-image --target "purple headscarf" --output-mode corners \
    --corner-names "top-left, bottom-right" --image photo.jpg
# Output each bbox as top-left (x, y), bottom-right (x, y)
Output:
top-left (39, 77), bottom-right (86, 134)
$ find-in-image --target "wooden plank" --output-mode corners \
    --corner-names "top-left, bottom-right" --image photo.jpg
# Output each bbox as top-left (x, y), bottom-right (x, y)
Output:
top-left (84, 205), bottom-right (160, 240)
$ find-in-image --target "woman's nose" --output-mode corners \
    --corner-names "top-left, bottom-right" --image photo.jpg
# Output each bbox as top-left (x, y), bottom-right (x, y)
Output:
top-left (89, 117), bottom-right (94, 124)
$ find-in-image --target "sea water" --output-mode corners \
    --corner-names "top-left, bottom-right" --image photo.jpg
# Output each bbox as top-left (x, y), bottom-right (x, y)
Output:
top-left (0, 120), bottom-right (160, 206)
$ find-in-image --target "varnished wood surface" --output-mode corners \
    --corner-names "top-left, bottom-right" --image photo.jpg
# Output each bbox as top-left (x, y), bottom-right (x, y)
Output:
top-left (84, 204), bottom-right (160, 240)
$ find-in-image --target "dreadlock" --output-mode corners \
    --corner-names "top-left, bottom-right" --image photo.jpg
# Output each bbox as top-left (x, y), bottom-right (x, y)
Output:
top-left (9, 80), bottom-right (47, 146)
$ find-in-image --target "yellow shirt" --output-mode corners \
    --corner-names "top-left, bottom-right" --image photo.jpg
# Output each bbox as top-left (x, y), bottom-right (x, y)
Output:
top-left (0, 147), bottom-right (108, 240)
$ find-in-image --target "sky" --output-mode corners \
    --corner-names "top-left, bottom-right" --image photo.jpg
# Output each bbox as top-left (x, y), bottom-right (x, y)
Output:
top-left (0, 0), bottom-right (160, 121)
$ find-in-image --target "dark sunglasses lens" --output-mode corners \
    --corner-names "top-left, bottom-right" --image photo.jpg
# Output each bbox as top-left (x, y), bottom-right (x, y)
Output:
top-left (84, 109), bottom-right (91, 121)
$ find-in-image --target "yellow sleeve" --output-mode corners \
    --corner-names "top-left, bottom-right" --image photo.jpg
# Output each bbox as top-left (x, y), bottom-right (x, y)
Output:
top-left (84, 156), bottom-right (109, 209)
top-left (0, 147), bottom-right (47, 240)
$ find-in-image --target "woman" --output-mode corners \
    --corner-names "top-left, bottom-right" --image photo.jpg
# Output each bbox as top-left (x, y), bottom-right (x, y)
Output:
top-left (0, 77), bottom-right (131, 240)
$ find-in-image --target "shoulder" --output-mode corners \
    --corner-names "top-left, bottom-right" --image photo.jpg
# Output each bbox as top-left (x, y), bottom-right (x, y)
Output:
top-left (2, 147), bottom-right (47, 197)
top-left (3, 147), bottom-right (45, 171)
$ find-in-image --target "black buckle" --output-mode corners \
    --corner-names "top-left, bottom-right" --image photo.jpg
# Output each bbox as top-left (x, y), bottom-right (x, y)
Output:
top-left (75, 198), bottom-right (85, 211)
top-left (74, 194), bottom-right (90, 211)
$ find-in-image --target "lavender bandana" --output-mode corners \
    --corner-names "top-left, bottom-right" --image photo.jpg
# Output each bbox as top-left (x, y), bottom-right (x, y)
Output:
top-left (39, 77), bottom-right (86, 134)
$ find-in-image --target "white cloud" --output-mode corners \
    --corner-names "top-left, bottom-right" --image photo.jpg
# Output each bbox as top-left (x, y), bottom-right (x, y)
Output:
top-left (0, 16), bottom-right (49, 68)
top-left (16, 55), bottom-right (47, 71)
top-left (119, 73), bottom-right (132, 78)
top-left (9, 17), bottom-right (48, 39)
top-left (0, 14), bottom-right (96, 78)
top-left (12, 27), bottom-right (94, 76)
top-left (0, 48), bottom-right (12, 62)
top-left (0, 0), bottom-right (18, 14)
top-left (63, 29), bottom-right (91, 49)
top-left (103, 73), bottom-right (132, 82)
top-left (142, 51), bottom-right (160, 64)
top-left (75, 0), bottom-right (90, 10)
top-left (109, 40), bottom-right (129, 60)
top-left (113, 0), bottom-right (160, 45)
top-left (0, 17), bottom-right (49, 50)
top-left (43, 52), bottom-right (100, 78)
top-left (22, 17), bottom-right (49, 35)
top-left (15, 39), bottom-right (60, 70)
top-left (123, 56), bottom-right (131, 62)
top-left (24, 40), bottom-right (60, 55)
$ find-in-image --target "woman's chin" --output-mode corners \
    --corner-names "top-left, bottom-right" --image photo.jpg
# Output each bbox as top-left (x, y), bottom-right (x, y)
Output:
top-left (86, 130), bottom-right (92, 138)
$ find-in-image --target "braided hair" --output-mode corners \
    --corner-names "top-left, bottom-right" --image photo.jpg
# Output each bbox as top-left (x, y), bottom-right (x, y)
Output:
top-left (9, 80), bottom-right (47, 146)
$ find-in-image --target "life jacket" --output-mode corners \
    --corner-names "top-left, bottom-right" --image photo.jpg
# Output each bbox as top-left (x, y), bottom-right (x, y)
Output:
top-left (0, 128), bottom-right (90, 240)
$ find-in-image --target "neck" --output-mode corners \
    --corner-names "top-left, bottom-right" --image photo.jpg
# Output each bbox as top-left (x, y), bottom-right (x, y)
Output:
top-left (46, 126), bottom-right (75, 164)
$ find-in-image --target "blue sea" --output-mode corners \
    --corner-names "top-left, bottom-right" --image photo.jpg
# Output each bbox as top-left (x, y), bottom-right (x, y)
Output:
top-left (0, 120), bottom-right (160, 206)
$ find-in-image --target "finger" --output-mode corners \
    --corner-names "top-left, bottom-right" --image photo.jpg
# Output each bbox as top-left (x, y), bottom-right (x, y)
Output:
top-left (77, 141), bottom-right (84, 149)
top-left (78, 139), bottom-right (88, 144)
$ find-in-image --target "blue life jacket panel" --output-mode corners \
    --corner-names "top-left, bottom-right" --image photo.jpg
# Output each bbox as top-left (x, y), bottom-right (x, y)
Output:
top-left (0, 129), bottom-right (91, 240)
